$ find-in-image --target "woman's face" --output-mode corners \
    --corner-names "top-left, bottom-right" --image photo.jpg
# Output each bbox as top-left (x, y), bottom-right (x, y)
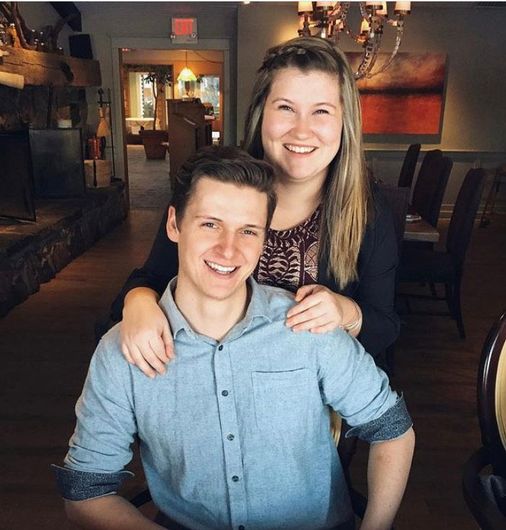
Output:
top-left (261, 67), bottom-right (343, 187)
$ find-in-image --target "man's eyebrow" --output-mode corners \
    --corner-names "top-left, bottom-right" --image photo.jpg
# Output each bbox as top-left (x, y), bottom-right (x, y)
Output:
top-left (195, 215), bottom-right (223, 222)
top-left (195, 216), bottom-right (265, 230)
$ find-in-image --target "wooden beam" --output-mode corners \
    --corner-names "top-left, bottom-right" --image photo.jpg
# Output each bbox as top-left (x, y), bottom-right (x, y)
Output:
top-left (49, 2), bottom-right (82, 32)
top-left (0, 46), bottom-right (101, 87)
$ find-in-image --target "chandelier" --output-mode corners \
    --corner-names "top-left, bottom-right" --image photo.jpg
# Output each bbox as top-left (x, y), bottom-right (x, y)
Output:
top-left (297, 2), bottom-right (411, 79)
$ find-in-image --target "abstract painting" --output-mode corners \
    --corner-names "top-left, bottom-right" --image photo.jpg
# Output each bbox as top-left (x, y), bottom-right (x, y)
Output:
top-left (347, 52), bottom-right (447, 137)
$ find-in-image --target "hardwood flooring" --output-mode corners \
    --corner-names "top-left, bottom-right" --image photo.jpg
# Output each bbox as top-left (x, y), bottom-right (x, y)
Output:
top-left (0, 209), bottom-right (504, 529)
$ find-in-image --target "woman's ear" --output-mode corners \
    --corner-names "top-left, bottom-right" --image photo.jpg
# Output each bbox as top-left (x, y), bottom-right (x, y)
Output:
top-left (166, 206), bottom-right (180, 243)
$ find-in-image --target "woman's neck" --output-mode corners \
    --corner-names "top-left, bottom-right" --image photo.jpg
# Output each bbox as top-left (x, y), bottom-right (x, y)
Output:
top-left (271, 179), bottom-right (323, 231)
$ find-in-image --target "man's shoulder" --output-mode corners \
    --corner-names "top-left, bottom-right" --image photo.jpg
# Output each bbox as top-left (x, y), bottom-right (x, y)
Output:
top-left (95, 323), bottom-right (128, 369)
top-left (256, 283), bottom-right (296, 321)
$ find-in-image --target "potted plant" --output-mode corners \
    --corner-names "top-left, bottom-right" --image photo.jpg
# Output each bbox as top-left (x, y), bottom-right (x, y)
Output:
top-left (141, 66), bottom-right (171, 159)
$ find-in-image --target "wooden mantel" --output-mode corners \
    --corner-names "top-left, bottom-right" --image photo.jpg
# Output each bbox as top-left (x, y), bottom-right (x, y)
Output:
top-left (0, 45), bottom-right (101, 87)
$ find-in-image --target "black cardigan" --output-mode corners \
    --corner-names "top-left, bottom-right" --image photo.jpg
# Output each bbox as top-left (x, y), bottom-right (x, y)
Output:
top-left (111, 191), bottom-right (399, 358)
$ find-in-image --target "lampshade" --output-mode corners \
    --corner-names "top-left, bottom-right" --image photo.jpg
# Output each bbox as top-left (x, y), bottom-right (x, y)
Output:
top-left (96, 107), bottom-right (110, 138)
top-left (177, 67), bottom-right (197, 82)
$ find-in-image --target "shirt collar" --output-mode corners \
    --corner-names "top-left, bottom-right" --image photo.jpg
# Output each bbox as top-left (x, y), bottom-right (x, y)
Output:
top-left (159, 277), bottom-right (272, 343)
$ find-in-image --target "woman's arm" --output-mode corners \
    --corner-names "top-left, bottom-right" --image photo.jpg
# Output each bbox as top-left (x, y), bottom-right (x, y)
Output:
top-left (354, 191), bottom-right (400, 357)
top-left (110, 209), bottom-right (178, 322)
top-left (110, 209), bottom-right (180, 377)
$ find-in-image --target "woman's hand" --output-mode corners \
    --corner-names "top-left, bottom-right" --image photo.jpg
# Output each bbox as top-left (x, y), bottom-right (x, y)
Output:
top-left (120, 288), bottom-right (175, 378)
top-left (286, 284), bottom-right (362, 336)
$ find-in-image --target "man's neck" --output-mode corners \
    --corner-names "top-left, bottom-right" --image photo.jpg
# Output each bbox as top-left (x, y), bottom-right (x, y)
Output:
top-left (173, 281), bottom-right (250, 342)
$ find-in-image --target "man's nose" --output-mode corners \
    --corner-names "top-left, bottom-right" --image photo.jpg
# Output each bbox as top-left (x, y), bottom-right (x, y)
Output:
top-left (216, 231), bottom-right (237, 259)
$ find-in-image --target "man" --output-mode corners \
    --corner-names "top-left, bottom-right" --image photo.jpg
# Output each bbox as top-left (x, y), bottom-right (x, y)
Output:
top-left (54, 146), bottom-right (414, 530)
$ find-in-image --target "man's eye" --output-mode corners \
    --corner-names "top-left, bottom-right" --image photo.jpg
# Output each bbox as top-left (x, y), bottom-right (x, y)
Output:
top-left (202, 222), bottom-right (217, 229)
top-left (243, 229), bottom-right (258, 236)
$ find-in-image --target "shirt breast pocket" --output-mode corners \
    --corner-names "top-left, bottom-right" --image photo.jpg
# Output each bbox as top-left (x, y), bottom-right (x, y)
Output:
top-left (252, 368), bottom-right (311, 436)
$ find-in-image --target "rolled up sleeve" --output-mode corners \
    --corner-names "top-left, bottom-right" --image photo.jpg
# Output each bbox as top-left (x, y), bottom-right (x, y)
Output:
top-left (318, 331), bottom-right (412, 442)
top-left (54, 335), bottom-right (137, 500)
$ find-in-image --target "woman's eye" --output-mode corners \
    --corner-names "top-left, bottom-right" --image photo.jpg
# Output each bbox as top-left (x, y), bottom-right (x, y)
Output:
top-left (278, 104), bottom-right (293, 112)
top-left (315, 108), bottom-right (330, 115)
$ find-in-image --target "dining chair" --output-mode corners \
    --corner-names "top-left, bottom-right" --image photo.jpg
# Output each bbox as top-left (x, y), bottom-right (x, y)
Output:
top-left (398, 168), bottom-right (486, 338)
top-left (376, 185), bottom-right (410, 374)
top-left (411, 153), bottom-right (453, 229)
top-left (397, 143), bottom-right (421, 189)
top-left (378, 184), bottom-right (410, 254)
top-left (463, 312), bottom-right (506, 529)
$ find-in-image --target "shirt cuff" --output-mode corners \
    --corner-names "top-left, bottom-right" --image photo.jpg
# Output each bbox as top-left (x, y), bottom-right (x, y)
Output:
top-left (345, 394), bottom-right (412, 443)
top-left (52, 464), bottom-right (134, 501)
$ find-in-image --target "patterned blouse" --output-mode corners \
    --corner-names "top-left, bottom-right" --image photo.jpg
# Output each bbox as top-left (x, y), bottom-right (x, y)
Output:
top-left (254, 206), bottom-right (322, 293)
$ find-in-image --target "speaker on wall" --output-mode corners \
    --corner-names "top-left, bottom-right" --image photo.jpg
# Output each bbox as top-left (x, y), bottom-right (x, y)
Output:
top-left (69, 34), bottom-right (93, 59)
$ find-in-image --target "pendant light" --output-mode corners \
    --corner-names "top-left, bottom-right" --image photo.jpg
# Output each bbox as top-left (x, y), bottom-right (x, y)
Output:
top-left (177, 50), bottom-right (197, 82)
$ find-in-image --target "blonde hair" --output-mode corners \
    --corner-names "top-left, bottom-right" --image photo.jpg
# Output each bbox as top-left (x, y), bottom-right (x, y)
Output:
top-left (243, 37), bottom-right (370, 289)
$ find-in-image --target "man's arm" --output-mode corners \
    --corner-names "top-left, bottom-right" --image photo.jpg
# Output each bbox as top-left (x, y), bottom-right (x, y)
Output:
top-left (65, 495), bottom-right (165, 530)
top-left (360, 427), bottom-right (415, 530)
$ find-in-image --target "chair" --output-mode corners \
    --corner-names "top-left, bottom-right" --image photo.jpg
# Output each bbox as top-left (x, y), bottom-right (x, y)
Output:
top-left (411, 153), bottom-right (453, 229)
top-left (398, 168), bottom-right (486, 338)
top-left (376, 185), bottom-right (410, 374)
top-left (378, 184), bottom-right (410, 254)
top-left (397, 143), bottom-right (421, 189)
top-left (463, 312), bottom-right (506, 529)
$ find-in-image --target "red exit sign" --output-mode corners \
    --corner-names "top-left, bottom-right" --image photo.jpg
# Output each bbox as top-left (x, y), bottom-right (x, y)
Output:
top-left (171, 17), bottom-right (198, 43)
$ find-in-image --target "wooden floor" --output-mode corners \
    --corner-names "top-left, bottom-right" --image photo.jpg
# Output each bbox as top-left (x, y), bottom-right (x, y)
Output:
top-left (0, 209), bottom-right (504, 529)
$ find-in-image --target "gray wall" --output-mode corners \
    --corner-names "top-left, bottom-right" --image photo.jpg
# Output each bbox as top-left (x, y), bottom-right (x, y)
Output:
top-left (16, 2), bottom-right (506, 213)
top-left (237, 2), bottom-right (506, 213)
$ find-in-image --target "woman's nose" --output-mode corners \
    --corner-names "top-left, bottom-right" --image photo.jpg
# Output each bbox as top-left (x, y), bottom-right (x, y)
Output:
top-left (291, 115), bottom-right (312, 139)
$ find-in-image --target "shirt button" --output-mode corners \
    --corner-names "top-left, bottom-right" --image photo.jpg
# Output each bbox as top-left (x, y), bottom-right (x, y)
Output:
top-left (227, 434), bottom-right (235, 441)
top-left (218, 345), bottom-right (223, 351)
top-left (231, 475), bottom-right (239, 482)
top-left (221, 390), bottom-right (229, 397)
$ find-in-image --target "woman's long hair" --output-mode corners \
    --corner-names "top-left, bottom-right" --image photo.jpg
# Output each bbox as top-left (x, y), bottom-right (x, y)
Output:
top-left (243, 37), bottom-right (370, 289)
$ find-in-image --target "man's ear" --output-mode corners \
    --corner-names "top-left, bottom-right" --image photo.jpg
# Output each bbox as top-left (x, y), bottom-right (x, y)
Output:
top-left (166, 206), bottom-right (180, 243)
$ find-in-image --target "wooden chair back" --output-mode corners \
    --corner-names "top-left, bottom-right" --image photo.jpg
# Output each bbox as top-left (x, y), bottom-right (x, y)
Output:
top-left (398, 143), bottom-right (421, 189)
top-left (378, 185), bottom-right (410, 254)
top-left (446, 168), bottom-right (486, 265)
top-left (412, 154), bottom-right (452, 228)
top-left (478, 312), bottom-right (506, 477)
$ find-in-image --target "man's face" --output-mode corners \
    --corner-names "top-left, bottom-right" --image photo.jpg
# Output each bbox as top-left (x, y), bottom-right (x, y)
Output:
top-left (167, 177), bottom-right (268, 304)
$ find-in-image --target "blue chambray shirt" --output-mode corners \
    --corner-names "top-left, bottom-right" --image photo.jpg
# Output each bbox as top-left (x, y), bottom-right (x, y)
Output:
top-left (55, 278), bottom-right (412, 530)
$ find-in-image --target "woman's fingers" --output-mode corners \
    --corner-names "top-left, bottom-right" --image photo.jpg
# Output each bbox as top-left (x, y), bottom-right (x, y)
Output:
top-left (286, 302), bottom-right (324, 328)
top-left (291, 314), bottom-right (331, 333)
top-left (286, 293), bottom-right (321, 320)
top-left (122, 344), bottom-right (135, 366)
top-left (294, 283), bottom-right (319, 302)
top-left (161, 323), bottom-right (175, 360)
top-left (309, 323), bottom-right (338, 334)
top-left (129, 343), bottom-right (158, 379)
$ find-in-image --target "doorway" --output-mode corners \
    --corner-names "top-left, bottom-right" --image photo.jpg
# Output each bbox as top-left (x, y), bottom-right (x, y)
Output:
top-left (119, 47), bottom-right (225, 209)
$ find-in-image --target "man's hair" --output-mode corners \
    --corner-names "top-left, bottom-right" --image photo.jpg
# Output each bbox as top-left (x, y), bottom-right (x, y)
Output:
top-left (171, 145), bottom-right (277, 228)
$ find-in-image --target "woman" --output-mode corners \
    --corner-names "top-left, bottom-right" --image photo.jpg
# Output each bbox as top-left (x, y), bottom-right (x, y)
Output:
top-left (111, 37), bottom-right (399, 378)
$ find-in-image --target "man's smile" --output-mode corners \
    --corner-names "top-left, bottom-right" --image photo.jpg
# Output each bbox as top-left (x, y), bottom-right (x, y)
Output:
top-left (205, 260), bottom-right (238, 275)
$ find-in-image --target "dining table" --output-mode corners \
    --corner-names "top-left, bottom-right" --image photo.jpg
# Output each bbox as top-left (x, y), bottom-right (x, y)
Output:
top-left (403, 214), bottom-right (440, 243)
